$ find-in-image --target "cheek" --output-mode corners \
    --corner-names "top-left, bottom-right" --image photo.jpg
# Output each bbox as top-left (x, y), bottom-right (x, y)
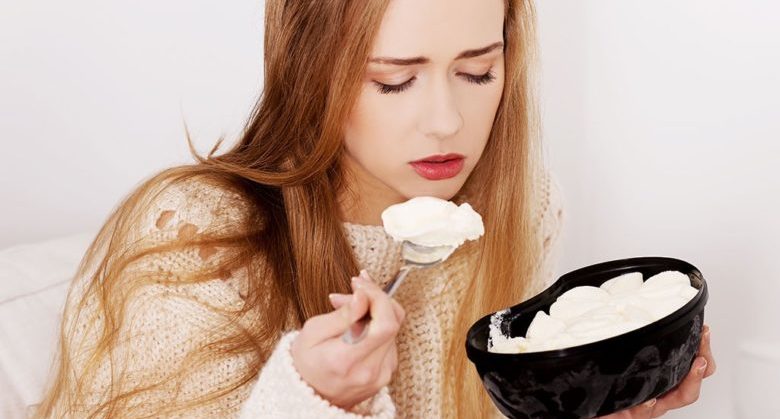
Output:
top-left (463, 73), bottom-right (504, 124)
top-left (343, 89), bottom-right (414, 174)
top-left (458, 74), bottom-right (504, 157)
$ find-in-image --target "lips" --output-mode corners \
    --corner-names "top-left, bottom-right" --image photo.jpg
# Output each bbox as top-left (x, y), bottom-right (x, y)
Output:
top-left (412, 153), bottom-right (465, 163)
top-left (409, 154), bottom-right (465, 180)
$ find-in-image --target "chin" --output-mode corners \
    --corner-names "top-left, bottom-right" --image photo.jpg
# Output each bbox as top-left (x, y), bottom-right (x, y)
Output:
top-left (402, 180), bottom-right (465, 201)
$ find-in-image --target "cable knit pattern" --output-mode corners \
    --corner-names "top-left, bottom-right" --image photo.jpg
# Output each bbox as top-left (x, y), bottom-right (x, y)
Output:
top-left (44, 172), bottom-right (564, 418)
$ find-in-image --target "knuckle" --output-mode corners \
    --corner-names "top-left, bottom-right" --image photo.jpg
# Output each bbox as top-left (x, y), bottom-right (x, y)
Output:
top-left (378, 366), bottom-right (393, 387)
top-left (324, 354), bottom-right (349, 376)
top-left (352, 365), bottom-right (377, 387)
top-left (395, 303), bottom-right (407, 322)
top-left (333, 363), bottom-right (350, 378)
top-left (388, 355), bottom-right (398, 372)
top-left (374, 322), bottom-right (399, 340)
top-left (682, 390), bottom-right (700, 405)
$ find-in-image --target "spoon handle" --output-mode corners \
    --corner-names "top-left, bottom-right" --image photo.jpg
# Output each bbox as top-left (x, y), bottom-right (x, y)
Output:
top-left (341, 265), bottom-right (414, 344)
top-left (383, 265), bottom-right (413, 296)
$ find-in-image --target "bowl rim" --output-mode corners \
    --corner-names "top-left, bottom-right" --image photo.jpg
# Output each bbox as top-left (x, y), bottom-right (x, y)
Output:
top-left (466, 256), bottom-right (708, 362)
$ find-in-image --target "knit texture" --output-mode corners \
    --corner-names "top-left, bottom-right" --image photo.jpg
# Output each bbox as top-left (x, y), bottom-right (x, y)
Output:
top-left (40, 172), bottom-right (564, 418)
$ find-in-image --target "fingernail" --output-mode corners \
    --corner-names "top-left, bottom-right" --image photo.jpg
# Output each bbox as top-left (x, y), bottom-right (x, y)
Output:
top-left (360, 269), bottom-right (370, 280)
top-left (697, 358), bottom-right (708, 374)
top-left (351, 276), bottom-right (363, 288)
top-left (643, 398), bottom-right (657, 408)
top-left (704, 329), bottom-right (711, 340)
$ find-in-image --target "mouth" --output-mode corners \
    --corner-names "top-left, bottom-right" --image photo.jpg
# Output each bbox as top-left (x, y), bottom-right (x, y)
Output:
top-left (411, 153), bottom-right (465, 163)
top-left (409, 154), bottom-right (465, 180)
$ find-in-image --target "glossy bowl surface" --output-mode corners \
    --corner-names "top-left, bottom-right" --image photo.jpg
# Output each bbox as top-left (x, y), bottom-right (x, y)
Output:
top-left (466, 257), bottom-right (708, 419)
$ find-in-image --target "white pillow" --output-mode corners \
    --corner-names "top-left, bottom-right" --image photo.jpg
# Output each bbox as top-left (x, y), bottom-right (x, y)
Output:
top-left (0, 232), bottom-right (94, 418)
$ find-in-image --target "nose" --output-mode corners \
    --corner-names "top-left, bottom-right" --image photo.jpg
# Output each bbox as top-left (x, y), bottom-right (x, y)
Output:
top-left (419, 75), bottom-right (464, 140)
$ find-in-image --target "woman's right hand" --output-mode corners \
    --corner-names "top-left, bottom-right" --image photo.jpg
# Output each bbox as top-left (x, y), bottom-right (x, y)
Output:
top-left (291, 269), bottom-right (406, 410)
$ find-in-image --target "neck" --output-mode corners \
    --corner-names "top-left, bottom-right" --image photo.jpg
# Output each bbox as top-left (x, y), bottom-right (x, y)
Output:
top-left (338, 156), bottom-right (406, 226)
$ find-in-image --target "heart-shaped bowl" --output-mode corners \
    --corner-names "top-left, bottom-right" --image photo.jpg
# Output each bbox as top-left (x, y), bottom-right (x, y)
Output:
top-left (465, 256), bottom-right (708, 419)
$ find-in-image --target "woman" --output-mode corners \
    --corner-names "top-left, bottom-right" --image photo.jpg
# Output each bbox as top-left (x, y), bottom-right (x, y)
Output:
top-left (34, 0), bottom-right (715, 417)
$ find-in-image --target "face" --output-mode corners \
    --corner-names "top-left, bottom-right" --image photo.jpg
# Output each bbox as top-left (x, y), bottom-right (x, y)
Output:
top-left (340, 0), bottom-right (506, 224)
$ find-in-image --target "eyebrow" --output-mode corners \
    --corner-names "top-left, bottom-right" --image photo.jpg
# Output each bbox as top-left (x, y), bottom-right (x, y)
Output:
top-left (368, 41), bottom-right (504, 66)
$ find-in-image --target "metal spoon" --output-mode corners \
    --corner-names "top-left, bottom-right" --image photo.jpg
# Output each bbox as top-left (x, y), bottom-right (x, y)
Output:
top-left (341, 240), bottom-right (458, 344)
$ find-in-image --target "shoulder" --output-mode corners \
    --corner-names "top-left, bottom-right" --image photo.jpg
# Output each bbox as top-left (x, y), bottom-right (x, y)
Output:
top-left (123, 170), bottom-right (254, 244)
top-left (73, 168), bottom-right (261, 309)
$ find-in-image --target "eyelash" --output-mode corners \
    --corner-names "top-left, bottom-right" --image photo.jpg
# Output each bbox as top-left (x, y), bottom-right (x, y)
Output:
top-left (373, 67), bottom-right (497, 95)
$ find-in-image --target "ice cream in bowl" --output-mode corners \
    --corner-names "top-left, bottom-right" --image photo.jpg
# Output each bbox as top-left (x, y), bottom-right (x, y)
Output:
top-left (465, 257), bottom-right (709, 419)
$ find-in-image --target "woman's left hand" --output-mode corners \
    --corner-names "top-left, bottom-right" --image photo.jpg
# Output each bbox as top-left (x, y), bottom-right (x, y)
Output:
top-left (596, 324), bottom-right (716, 418)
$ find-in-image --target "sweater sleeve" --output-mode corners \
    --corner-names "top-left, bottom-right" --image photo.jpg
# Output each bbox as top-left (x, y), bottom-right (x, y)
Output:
top-left (240, 331), bottom-right (395, 419)
top-left (39, 175), bottom-right (395, 418)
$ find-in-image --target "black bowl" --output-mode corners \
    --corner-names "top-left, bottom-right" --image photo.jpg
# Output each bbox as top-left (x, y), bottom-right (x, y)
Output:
top-left (465, 257), bottom-right (708, 419)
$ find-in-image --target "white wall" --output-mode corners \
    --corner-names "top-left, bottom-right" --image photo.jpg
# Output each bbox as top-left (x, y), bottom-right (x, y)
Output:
top-left (538, 1), bottom-right (780, 418)
top-left (2, 1), bottom-right (778, 418)
top-left (0, 0), bottom-right (263, 247)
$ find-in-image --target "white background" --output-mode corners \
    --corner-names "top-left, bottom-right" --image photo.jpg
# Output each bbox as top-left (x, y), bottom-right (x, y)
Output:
top-left (2, 1), bottom-right (779, 417)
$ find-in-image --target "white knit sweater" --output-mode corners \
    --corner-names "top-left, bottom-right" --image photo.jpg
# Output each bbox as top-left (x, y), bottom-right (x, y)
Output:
top-left (40, 172), bottom-right (564, 418)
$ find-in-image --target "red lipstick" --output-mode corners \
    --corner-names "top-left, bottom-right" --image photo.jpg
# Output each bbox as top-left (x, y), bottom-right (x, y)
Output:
top-left (409, 153), bottom-right (465, 180)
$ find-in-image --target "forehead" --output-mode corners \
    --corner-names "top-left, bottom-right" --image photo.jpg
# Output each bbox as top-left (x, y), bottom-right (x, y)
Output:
top-left (371, 0), bottom-right (505, 62)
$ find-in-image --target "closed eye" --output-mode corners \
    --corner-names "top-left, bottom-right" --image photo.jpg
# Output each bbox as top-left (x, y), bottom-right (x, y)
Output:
top-left (373, 67), bottom-right (497, 95)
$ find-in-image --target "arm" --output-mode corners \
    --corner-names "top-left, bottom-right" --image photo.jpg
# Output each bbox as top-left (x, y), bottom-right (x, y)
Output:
top-left (36, 175), bottom-right (394, 418)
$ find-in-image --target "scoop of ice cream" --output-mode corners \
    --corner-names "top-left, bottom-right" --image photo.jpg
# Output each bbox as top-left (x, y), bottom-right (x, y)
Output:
top-left (549, 298), bottom-right (605, 321)
top-left (601, 272), bottom-right (644, 295)
top-left (487, 270), bottom-right (700, 354)
top-left (381, 196), bottom-right (484, 247)
top-left (526, 312), bottom-right (567, 341)
top-left (557, 285), bottom-right (610, 302)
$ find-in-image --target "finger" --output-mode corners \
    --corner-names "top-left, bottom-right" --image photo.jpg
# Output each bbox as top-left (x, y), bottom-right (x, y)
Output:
top-left (356, 271), bottom-right (400, 329)
top-left (595, 411), bottom-right (631, 419)
top-left (633, 397), bottom-right (657, 419)
top-left (377, 341), bottom-right (399, 386)
top-left (358, 270), bottom-right (405, 341)
top-left (698, 325), bottom-right (717, 378)
top-left (328, 291), bottom-right (394, 322)
top-left (390, 297), bottom-right (406, 324)
top-left (343, 287), bottom-right (371, 340)
top-left (358, 270), bottom-right (404, 324)
top-left (298, 288), bottom-right (369, 347)
top-left (348, 273), bottom-right (402, 356)
top-left (608, 397), bottom-right (656, 419)
top-left (328, 292), bottom-right (352, 310)
top-left (356, 296), bottom-right (404, 338)
top-left (653, 356), bottom-right (707, 414)
top-left (359, 332), bottom-right (400, 388)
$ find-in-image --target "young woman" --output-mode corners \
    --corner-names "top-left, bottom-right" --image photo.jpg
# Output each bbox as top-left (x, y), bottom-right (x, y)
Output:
top-left (34, 0), bottom-right (715, 417)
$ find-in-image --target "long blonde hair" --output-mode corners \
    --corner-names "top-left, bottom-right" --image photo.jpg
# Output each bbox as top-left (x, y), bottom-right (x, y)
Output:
top-left (35, 0), bottom-right (544, 417)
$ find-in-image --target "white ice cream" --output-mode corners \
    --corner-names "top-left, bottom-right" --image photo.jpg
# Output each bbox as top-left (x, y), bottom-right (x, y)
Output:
top-left (488, 270), bottom-right (699, 353)
top-left (381, 196), bottom-right (484, 247)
